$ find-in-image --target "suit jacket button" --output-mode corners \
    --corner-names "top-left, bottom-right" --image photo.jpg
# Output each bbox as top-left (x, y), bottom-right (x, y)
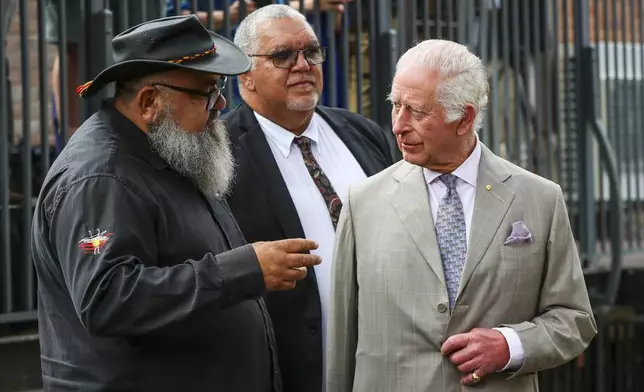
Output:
top-left (437, 303), bottom-right (448, 313)
top-left (308, 324), bottom-right (318, 333)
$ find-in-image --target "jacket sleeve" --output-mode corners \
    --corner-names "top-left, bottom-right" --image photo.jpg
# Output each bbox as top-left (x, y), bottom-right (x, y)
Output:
top-left (501, 185), bottom-right (598, 376)
top-left (49, 174), bottom-right (266, 337)
top-left (326, 185), bottom-right (359, 392)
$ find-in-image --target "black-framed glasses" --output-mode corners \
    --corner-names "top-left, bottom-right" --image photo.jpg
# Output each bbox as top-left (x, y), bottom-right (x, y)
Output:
top-left (249, 47), bottom-right (327, 69)
top-left (152, 76), bottom-right (227, 111)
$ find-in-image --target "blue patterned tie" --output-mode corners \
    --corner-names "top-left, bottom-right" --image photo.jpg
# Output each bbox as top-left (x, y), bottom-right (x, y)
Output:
top-left (435, 174), bottom-right (467, 310)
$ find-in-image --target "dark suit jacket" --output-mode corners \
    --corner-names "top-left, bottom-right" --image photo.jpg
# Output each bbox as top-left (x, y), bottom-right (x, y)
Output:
top-left (222, 103), bottom-right (394, 392)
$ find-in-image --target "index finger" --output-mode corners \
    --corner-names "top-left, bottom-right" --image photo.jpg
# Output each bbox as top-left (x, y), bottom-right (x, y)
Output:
top-left (277, 238), bottom-right (319, 253)
top-left (288, 253), bottom-right (322, 269)
top-left (441, 333), bottom-right (470, 356)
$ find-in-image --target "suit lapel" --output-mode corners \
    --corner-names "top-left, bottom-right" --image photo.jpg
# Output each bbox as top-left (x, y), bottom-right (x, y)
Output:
top-left (458, 145), bottom-right (515, 296)
top-left (389, 163), bottom-right (446, 287)
top-left (236, 106), bottom-right (307, 240)
top-left (316, 107), bottom-right (383, 176)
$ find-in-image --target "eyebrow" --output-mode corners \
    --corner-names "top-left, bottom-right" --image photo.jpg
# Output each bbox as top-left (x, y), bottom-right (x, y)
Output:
top-left (388, 94), bottom-right (429, 111)
top-left (406, 102), bottom-right (430, 112)
top-left (200, 77), bottom-right (218, 87)
top-left (269, 41), bottom-right (321, 54)
top-left (269, 45), bottom-right (291, 54)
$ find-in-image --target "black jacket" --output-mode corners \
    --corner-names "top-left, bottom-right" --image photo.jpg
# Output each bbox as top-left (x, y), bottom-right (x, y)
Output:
top-left (222, 104), bottom-right (394, 392)
top-left (31, 101), bottom-right (281, 391)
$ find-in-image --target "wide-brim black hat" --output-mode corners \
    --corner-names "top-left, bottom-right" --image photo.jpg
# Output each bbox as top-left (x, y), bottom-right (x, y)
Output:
top-left (77, 14), bottom-right (251, 98)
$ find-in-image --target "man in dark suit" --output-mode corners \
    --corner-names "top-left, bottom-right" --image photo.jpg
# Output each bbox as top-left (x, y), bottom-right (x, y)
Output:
top-left (221, 4), bottom-right (394, 392)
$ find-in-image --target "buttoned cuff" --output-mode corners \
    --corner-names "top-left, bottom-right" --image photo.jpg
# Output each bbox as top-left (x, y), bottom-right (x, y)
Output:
top-left (216, 244), bottom-right (266, 302)
top-left (494, 327), bottom-right (526, 371)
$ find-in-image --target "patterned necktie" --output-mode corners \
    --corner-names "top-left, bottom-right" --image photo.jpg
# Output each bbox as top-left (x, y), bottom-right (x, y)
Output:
top-left (435, 173), bottom-right (467, 309)
top-left (293, 136), bottom-right (343, 229)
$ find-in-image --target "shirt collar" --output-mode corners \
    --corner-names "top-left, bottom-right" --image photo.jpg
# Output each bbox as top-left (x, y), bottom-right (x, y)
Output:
top-left (98, 99), bottom-right (167, 170)
top-left (254, 111), bottom-right (320, 158)
top-left (423, 133), bottom-right (482, 187)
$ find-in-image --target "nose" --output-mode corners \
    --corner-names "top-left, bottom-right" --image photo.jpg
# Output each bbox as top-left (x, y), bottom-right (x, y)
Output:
top-left (392, 110), bottom-right (409, 136)
top-left (392, 121), bottom-right (406, 136)
top-left (291, 51), bottom-right (311, 71)
top-left (214, 94), bottom-right (227, 111)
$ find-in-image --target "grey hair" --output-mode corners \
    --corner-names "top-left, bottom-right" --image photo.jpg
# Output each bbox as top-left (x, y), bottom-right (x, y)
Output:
top-left (234, 4), bottom-right (312, 70)
top-left (114, 74), bottom-right (170, 102)
top-left (395, 39), bottom-right (489, 131)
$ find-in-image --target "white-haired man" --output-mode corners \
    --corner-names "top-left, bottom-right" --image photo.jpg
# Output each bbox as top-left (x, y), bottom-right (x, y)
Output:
top-left (326, 39), bottom-right (597, 392)
top-left (221, 4), bottom-right (393, 392)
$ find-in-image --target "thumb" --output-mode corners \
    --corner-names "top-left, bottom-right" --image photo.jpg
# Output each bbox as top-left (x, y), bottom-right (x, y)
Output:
top-left (441, 333), bottom-right (470, 355)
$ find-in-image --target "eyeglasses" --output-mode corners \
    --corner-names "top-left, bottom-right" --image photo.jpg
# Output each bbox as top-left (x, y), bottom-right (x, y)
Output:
top-left (151, 76), bottom-right (227, 111)
top-left (249, 47), bottom-right (327, 69)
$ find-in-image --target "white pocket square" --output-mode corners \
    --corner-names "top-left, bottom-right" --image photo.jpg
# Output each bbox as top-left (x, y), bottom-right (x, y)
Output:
top-left (504, 221), bottom-right (534, 245)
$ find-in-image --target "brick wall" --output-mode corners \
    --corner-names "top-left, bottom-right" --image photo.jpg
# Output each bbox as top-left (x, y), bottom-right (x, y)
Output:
top-left (559, 0), bottom-right (644, 43)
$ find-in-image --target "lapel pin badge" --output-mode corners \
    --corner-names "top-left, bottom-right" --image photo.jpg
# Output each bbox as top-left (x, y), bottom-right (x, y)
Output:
top-left (485, 185), bottom-right (492, 191)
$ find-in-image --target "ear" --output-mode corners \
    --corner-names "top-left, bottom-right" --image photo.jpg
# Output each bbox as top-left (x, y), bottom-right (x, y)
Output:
top-left (239, 72), bottom-right (256, 92)
top-left (456, 104), bottom-right (476, 136)
top-left (137, 86), bottom-right (162, 125)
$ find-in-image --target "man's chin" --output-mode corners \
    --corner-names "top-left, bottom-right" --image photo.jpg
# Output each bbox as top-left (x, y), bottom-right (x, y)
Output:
top-left (286, 97), bottom-right (319, 112)
top-left (401, 151), bottom-right (426, 167)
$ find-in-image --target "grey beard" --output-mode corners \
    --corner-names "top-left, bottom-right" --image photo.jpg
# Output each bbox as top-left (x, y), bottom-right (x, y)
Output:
top-left (286, 90), bottom-right (320, 112)
top-left (148, 106), bottom-right (235, 198)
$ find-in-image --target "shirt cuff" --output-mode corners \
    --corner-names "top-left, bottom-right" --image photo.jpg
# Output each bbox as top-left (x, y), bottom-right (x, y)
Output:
top-left (493, 327), bottom-right (525, 371)
top-left (216, 244), bottom-right (266, 303)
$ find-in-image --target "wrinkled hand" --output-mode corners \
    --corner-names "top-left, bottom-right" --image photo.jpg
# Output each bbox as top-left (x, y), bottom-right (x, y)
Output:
top-left (253, 239), bottom-right (321, 291)
top-left (441, 328), bottom-right (510, 385)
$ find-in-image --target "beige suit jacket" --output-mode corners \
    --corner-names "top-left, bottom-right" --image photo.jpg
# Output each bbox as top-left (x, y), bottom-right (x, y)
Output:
top-left (326, 144), bottom-right (597, 392)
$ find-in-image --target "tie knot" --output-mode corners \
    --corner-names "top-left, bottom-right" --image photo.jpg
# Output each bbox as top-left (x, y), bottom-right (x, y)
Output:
top-left (293, 136), bottom-right (312, 152)
top-left (439, 173), bottom-right (458, 189)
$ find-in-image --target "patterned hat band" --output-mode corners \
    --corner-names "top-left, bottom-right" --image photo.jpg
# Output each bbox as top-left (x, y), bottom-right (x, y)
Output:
top-left (76, 44), bottom-right (218, 97)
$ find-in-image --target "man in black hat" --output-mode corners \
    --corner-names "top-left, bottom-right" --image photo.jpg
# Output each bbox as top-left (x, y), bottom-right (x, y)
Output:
top-left (31, 14), bottom-right (320, 391)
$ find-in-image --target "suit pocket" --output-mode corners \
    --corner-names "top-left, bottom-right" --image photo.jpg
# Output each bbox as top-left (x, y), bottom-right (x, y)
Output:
top-left (500, 241), bottom-right (540, 270)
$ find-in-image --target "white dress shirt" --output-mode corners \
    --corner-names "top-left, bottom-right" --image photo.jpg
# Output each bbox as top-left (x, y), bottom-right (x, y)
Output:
top-left (422, 137), bottom-right (525, 371)
top-left (254, 111), bottom-right (367, 380)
